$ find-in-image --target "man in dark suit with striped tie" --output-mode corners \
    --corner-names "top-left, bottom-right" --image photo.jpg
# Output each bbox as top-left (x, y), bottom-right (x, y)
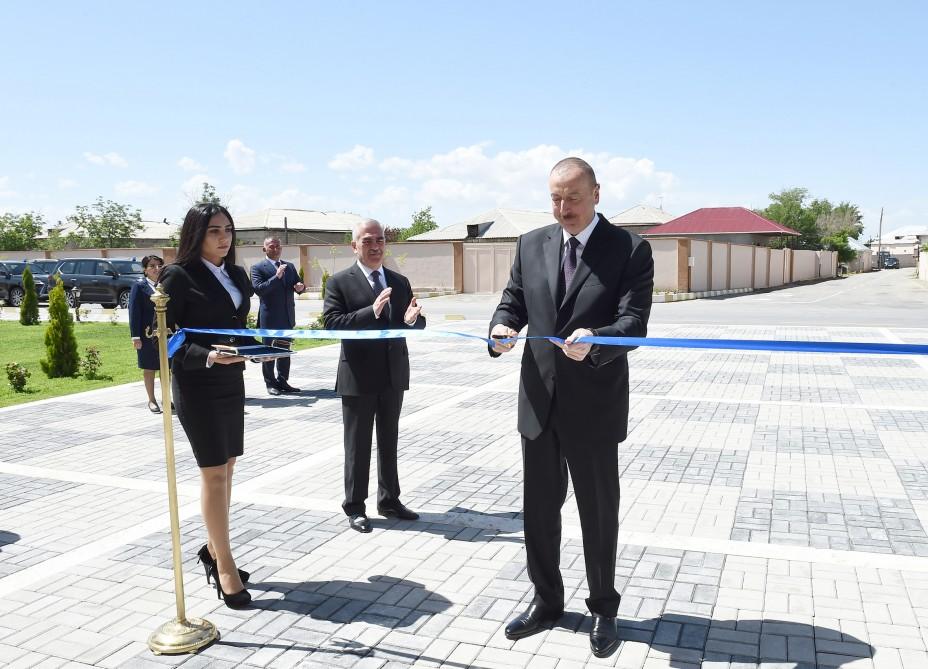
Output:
top-left (251, 236), bottom-right (305, 395)
top-left (322, 219), bottom-right (425, 533)
top-left (489, 158), bottom-right (654, 657)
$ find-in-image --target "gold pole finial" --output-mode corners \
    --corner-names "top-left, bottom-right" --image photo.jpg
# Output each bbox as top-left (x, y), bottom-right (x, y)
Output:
top-left (147, 283), bottom-right (219, 654)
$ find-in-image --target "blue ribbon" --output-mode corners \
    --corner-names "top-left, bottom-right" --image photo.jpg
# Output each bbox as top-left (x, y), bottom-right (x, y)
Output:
top-left (166, 327), bottom-right (928, 358)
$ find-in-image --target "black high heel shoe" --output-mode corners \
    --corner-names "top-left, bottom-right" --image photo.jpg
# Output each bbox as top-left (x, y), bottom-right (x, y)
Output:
top-left (196, 544), bottom-right (250, 584)
top-left (208, 564), bottom-right (251, 609)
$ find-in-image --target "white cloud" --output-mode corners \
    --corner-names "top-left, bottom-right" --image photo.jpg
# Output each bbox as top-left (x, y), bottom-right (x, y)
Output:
top-left (181, 174), bottom-right (214, 201)
top-left (225, 184), bottom-right (262, 214)
top-left (177, 156), bottom-right (205, 172)
top-left (329, 145), bottom-right (375, 171)
top-left (58, 178), bottom-right (78, 189)
top-left (115, 180), bottom-right (160, 196)
top-left (280, 161), bottom-right (306, 173)
top-left (264, 188), bottom-right (325, 209)
top-left (157, 143), bottom-right (677, 229)
top-left (364, 143), bottom-right (677, 226)
top-left (224, 139), bottom-right (256, 175)
top-left (83, 151), bottom-right (128, 168)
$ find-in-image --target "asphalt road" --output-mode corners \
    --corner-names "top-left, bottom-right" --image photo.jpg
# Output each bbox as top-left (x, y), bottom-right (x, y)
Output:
top-left (650, 268), bottom-right (927, 328)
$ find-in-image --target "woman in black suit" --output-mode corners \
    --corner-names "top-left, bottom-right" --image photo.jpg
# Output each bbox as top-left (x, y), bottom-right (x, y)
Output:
top-left (159, 203), bottom-right (254, 609)
top-left (128, 255), bottom-right (163, 413)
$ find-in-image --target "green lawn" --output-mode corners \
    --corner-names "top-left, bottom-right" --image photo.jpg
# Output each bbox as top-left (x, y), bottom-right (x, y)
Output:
top-left (0, 320), bottom-right (333, 408)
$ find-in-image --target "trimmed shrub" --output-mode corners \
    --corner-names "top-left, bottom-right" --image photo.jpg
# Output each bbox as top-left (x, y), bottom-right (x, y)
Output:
top-left (40, 281), bottom-right (80, 378)
top-left (321, 268), bottom-right (331, 300)
top-left (19, 266), bottom-right (40, 325)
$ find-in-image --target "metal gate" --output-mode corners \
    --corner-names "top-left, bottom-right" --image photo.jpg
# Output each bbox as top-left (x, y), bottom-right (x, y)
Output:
top-left (462, 243), bottom-right (516, 294)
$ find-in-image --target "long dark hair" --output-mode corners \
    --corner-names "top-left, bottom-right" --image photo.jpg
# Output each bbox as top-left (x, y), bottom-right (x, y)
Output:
top-left (174, 202), bottom-right (237, 266)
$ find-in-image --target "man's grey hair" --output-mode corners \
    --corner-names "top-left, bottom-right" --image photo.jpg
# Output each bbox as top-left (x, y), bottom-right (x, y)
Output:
top-left (352, 218), bottom-right (384, 241)
top-left (550, 157), bottom-right (598, 187)
top-left (263, 235), bottom-right (281, 246)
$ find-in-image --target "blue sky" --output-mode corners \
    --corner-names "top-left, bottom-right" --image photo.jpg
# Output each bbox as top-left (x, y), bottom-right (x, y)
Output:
top-left (1, 1), bottom-right (925, 240)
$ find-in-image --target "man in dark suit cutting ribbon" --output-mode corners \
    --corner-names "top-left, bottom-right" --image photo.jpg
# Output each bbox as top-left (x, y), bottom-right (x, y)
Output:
top-left (489, 157), bottom-right (654, 657)
top-left (251, 236), bottom-right (305, 395)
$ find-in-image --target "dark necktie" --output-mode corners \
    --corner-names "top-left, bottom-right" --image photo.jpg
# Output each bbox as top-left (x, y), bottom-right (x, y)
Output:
top-left (371, 269), bottom-right (390, 319)
top-left (563, 236), bottom-right (580, 290)
top-left (274, 260), bottom-right (281, 268)
top-left (371, 269), bottom-right (385, 294)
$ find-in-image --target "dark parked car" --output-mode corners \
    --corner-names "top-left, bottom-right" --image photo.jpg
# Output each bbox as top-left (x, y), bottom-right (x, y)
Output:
top-left (28, 259), bottom-right (61, 275)
top-left (0, 260), bottom-right (51, 306)
top-left (48, 258), bottom-right (145, 308)
top-left (882, 256), bottom-right (900, 269)
top-left (0, 262), bottom-right (12, 304)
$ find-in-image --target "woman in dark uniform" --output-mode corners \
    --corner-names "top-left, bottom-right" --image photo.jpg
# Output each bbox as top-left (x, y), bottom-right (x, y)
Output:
top-left (128, 255), bottom-right (163, 412)
top-left (159, 203), bottom-right (254, 609)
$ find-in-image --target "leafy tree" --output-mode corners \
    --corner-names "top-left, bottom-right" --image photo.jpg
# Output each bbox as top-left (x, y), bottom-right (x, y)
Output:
top-left (39, 229), bottom-right (70, 251)
top-left (0, 212), bottom-right (44, 250)
top-left (197, 182), bottom-right (222, 205)
top-left (68, 197), bottom-right (143, 248)
top-left (758, 188), bottom-right (819, 249)
top-left (40, 281), bottom-right (80, 378)
top-left (832, 202), bottom-right (863, 229)
top-left (18, 266), bottom-right (40, 325)
top-left (759, 189), bottom-right (863, 259)
top-left (396, 206), bottom-right (439, 241)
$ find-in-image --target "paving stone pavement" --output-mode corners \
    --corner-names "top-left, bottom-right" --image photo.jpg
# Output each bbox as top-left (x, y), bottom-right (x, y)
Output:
top-left (1, 320), bottom-right (928, 668)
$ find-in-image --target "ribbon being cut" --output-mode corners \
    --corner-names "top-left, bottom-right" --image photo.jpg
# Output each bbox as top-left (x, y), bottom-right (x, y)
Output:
top-left (166, 327), bottom-right (928, 358)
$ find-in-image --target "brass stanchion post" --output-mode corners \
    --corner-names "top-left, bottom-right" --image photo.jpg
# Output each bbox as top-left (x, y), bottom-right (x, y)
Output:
top-left (146, 284), bottom-right (219, 654)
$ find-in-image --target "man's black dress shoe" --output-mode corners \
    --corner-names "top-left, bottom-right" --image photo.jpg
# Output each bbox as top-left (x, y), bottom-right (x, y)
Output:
top-left (278, 381), bottom-right (301, 394)
top-left (348, 514), bottom-right (371, 533)
top-left (504, 604), bottom-right (563, 640)
top-left (266, 386), bottom-right (282, 396)
top-left (377, 502), bottom-right (419, 520)
top-left (589, 614), bottom-right (620, 658)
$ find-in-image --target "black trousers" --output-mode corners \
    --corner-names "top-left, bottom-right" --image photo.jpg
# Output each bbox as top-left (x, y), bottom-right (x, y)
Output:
top-left (341, 389), bottom-right (403, 515)
top-left (522, 413), bottom-right (621, 617)
top-left (262, 336), bottom-right (291, 387)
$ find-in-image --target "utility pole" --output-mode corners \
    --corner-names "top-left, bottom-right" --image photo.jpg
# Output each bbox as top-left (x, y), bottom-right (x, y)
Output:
top-left (876, 207), bottom-right (884, 269)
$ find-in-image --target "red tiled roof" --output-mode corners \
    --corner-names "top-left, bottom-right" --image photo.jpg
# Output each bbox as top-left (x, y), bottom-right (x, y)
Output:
top-left (641, 207), bottom-right (801, 236)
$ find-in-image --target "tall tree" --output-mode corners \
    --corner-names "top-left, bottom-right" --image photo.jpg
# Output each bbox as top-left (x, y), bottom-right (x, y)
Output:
top-left (758, 188), bottom-right (819, 249)
top-left (396, 206), bottom-right (439, 241)
top-left (817, 205), bottom-right (864, 263)
top-left (0, 211), bottom-right (44, 250)
top-left (68, 197), bottom-right (143, 248)
top-left (759, 188), bottom-right (864, 262)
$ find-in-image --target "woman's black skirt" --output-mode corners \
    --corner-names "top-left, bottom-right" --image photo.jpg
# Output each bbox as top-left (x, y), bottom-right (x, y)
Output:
top-left (172, 366), bottom-right (245, 468)
top-left (136, 337), bottom-right (160, 371)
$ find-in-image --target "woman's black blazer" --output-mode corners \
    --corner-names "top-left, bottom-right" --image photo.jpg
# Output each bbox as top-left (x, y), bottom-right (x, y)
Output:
top-left (158, 260), bottom-right (256, 373)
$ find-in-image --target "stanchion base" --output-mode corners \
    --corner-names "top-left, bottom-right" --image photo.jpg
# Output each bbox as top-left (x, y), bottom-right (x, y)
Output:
top-left (148, 617), bottom-right (219, 655)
